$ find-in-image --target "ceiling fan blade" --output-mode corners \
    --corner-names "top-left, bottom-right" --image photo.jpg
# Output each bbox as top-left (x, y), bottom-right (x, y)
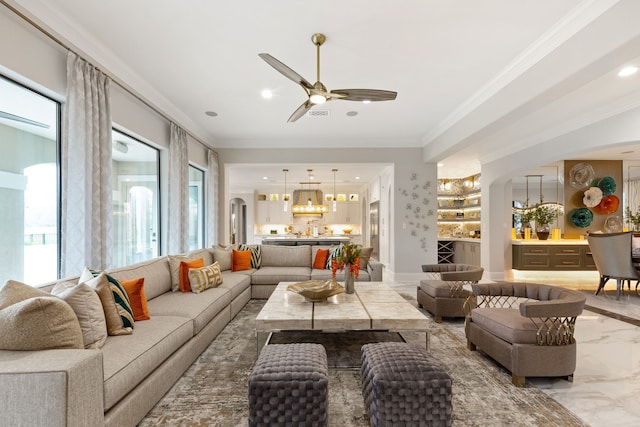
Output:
top-left (0, 111), bottom-right (50, 128)
top-left (259, 53), bottom-right (313, 92)
top-left (329, 89), bottom-right (397, 102)
top-left (287, 100), bottom-right (313, 123)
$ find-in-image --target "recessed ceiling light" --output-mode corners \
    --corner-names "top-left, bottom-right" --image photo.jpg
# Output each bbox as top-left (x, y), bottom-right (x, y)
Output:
top-left (205, 111), bottom-right (218, 117)
top-left (262, 176), bottom-right (268, 180)
top-left (346, 111), bottom-right (358, 117)
top-left (355, 176), bottom-right (361, 180)
top-left (618, 66), bottom-right (638, 77)
top-left (437, 163), bottom-right (444, 167)
top-left (362, 100), bottom-right (371, 104)
top-left (261, 89), bottom-right (273, 99)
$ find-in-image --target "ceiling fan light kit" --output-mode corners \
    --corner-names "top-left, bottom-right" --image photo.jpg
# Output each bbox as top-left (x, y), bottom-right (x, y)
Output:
top-left (259, 33), bottom-right (397, 122)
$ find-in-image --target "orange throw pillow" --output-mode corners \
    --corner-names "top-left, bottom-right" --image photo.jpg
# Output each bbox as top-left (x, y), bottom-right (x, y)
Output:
top-left (179, 258), bottom-right (204, 292)
top-left (121, 278), bottom-right (150, 321)
top-left (313, 249), bottom-right (330, 270)
top-left (232, 249), bottom-right (252, 272)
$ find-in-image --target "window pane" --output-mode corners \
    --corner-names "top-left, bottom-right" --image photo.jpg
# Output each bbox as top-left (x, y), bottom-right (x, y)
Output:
top-left (111, 130), bottom-right (159, 268)
top-left (0, 76), bottom-right (59, 285)
top-left (188, 165), bottom-right (205, 250)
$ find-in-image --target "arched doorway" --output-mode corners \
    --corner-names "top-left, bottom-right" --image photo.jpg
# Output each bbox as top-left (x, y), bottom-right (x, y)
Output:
top-left (229, 197), bottom-right (247, 244)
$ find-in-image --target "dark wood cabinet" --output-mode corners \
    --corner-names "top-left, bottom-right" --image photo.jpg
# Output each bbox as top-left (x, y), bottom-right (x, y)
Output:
top-left (512, 243), bottom-right (595, 270)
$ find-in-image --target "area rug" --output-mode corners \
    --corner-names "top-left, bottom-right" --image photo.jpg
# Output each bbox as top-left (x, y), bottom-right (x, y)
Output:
top-left (139, 299), bottom-right (588, 427)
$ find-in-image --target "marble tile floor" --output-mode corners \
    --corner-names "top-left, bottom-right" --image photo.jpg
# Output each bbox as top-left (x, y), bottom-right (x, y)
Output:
top-left (394, 271), bottom-right (640, 427)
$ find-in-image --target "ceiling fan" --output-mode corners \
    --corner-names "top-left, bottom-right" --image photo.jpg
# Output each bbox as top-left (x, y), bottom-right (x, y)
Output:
top-left (259, 33), bottom-right (397, 123)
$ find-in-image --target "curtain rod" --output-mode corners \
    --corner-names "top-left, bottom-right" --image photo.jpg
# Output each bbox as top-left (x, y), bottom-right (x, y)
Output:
top-left (1, 0), bottom-right (216, 154)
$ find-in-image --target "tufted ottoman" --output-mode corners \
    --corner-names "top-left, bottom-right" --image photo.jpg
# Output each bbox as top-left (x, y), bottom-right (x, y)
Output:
top-left (248, 343), bottom-right (328, 427)
top-left (361, 342), bottom-right (452, 427)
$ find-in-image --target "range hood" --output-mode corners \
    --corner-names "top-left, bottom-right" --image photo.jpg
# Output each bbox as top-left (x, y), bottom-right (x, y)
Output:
top-left (291, 189), bottom-right (328, 216)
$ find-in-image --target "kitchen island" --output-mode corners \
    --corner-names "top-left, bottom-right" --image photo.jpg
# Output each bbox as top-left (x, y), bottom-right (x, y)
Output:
top-left (261, 236), bottom-right (351, 246)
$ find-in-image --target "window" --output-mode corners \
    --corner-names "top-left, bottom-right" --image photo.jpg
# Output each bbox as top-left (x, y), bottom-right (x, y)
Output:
top-left (188, 165), bottom-right (205, 250)
top-left (0, 76), bottom-right (60, 285)
top-left (111, 130), bottom-right (160, 268)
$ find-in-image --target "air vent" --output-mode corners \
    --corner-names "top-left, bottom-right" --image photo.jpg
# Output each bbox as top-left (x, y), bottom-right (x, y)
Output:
top-left (308, 110), bottom-right (330, 117)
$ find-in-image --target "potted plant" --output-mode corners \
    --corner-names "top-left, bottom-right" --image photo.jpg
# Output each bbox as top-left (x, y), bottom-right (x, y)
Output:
top-left (625, 206), bottom-right (640, 231)
top-left (532, 201), bottom-right (559, 240)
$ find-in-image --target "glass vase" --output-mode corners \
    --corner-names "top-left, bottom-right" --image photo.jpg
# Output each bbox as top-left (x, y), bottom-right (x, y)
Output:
top-left (344, 266), bottom-right (355, 294)
top-left (536, 223), bottom-right (551, 240)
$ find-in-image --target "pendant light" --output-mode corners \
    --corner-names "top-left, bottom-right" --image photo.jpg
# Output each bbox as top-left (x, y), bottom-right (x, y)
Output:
top-left (283, 168), bottom-right (288, 212)
top-left (332, 169), bottom-right (338, 212)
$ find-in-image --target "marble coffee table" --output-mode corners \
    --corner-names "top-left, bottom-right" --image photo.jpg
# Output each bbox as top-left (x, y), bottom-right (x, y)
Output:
top-left (255, 281), bottom-right (430, 353)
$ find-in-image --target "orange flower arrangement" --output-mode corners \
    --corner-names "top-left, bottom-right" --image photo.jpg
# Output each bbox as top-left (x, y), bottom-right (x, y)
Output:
top-left (331, 243), bottom-right (361, 279)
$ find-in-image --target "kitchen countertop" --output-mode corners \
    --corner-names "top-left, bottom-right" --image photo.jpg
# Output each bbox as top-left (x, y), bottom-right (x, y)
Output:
top-left (511, 239), bottom-right (588, 245)
top-left (437, 238), bottom-right (481, 243)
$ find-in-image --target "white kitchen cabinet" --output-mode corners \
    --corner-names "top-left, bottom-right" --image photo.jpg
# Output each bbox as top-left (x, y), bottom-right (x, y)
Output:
top-left (256, 201), bottom-right (291, 224)
top-left (325, 201), bottom-right (361, 224)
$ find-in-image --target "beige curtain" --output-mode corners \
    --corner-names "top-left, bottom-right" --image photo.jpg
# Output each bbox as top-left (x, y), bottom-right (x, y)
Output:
top-left (167, 122), bottom-right (189, 254)
top-left (207, 149), bottom-right (219, 246)
top-left (61, 52), bottom-right (112, 276)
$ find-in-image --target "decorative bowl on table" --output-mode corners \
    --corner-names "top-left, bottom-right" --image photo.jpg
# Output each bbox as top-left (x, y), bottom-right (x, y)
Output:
top-left (287, 280), bottom-right (345, 302)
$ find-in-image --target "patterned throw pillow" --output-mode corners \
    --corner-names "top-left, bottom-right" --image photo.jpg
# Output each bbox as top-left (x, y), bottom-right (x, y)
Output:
top-left (238, 244), bottom-right (261, 268)
top-left (85, 268), bottom-right (135, 333)
top-left (326, 245), bottom-right (343, 270)
top-left (79, 270), bottom-right (132, 336)
top-left (189, 262), bottom-right (223, 293)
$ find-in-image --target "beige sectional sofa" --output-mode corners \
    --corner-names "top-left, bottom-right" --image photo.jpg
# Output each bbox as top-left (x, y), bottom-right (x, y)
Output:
top-left (0, 243), bottom-right (381, 427)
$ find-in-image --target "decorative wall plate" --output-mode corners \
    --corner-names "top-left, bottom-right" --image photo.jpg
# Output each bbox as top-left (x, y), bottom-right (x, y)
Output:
top-left (604, 215), bottom-right (623, 233)
top-left (570, 208), bottom-right (593, 228)
top-left (569, 162), bottom-right (595, 189)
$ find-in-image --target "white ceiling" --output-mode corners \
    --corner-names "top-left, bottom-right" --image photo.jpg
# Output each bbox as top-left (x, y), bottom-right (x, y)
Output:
top-left (6, 0), bottom-right (640, 185)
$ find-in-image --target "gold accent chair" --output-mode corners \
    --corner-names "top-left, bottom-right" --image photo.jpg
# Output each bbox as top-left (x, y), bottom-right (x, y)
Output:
top-left (417, 263), bottom-right (484, 322)
top-left (465, 282), bottom-right (586, 387)
top-left (588, 231), bottom-right (640, 300)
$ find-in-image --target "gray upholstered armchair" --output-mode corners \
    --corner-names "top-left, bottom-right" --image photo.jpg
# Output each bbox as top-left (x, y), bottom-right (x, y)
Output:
top-left (417, 264), bottom-right (484, 322)
top-left (465, 282), bottom-right (586, 387)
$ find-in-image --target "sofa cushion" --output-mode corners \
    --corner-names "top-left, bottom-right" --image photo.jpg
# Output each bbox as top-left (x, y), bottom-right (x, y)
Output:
top-left (232, 250), bottom-right (252, 271)
top-left (168, 255), bottom-right (198, 292)
top-left (101, 315), bottom-right (193, 411)
top-left (148, 288), bottom-right (232, 334)
top-left (0, 280), bottom-right (84, 350)
top-left (219, 271), bottom-right (251, 300)
top-left (261, 245), bottom-right (312, 268)
top-left (80, 271), bottom-right (132, 336)
top-left (358, 247), bottom-right (374, 269)
top-left (239, 244), bottom-right (262, 268)
top-left (121, 278), bottom-right (151, 321)
top-left (51, 282), bottom-right (108, 348)
top-left (187, 248), bottom-right (214, 266)
top-left (212, 246), bottom-right (232, 271)
top-left (471, 307), bottom-right (538, 345)
top-left (179, 258), bottom-right (204, 292)
top-left (250, 266), bottom-right (312, 285)
top-left (108, 256), bottom-right (172, 300)
top-left (313, 248), bottom-right (330, 269)
top-left (419, 280), bottom-right (454, 298)
top-left (188, 262), bottom-right (223, 293)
